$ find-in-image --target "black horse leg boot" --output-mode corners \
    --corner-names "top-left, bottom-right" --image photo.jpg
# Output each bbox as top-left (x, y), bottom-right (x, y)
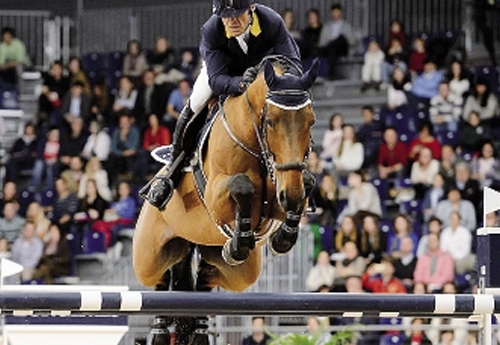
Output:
top-left (147, 105), bottom-right (195, 210)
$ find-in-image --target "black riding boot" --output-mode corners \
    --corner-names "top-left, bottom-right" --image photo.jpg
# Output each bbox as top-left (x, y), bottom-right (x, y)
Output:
top-left (147, 105), bottom-right (195, 210)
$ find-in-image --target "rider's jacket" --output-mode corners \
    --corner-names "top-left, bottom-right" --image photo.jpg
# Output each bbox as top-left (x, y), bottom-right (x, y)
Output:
top-left (200, 4), bottom-right (301, 95)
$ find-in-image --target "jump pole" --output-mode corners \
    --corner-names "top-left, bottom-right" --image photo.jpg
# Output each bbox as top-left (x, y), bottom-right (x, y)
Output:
top-left (0, 291), bottom-right (497, 318)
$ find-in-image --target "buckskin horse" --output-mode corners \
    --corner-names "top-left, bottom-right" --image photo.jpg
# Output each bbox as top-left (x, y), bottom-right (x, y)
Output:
top-left (133, 56), bottom-right (319, 344)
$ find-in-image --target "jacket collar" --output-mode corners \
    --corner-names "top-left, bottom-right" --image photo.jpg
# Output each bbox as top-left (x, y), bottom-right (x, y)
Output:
top-left (225, 11), bottom-right (261, 38)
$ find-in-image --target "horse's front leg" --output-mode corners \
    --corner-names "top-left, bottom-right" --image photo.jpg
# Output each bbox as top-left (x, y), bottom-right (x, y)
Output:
top-left (269, 170), bottom-right (315, 255)
top-left (222, 173), bottom-right (256, 265)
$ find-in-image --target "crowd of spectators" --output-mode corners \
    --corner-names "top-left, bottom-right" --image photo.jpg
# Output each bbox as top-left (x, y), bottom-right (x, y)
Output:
top-left (0, 29), bottom-right (201, 284)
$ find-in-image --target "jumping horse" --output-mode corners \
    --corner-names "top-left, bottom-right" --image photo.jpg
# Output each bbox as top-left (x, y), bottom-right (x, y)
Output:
top-left (133, 56), bottom-right (319, 344)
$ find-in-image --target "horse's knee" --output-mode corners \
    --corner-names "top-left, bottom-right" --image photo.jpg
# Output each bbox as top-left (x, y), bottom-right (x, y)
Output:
top-left (228, 174), bottom-right (254, 201)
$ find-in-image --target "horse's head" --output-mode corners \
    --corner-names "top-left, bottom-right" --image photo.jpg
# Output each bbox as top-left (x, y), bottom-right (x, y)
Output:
top-left (261, 58), bottom-right (319, 213)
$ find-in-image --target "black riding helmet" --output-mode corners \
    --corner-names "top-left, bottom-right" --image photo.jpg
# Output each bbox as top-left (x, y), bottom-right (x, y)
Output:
top-left (213, 0), bottom-right (255, 18)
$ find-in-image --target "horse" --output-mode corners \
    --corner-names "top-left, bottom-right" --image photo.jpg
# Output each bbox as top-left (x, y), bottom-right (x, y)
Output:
top-left (133, 56), bottom-right (319, 344)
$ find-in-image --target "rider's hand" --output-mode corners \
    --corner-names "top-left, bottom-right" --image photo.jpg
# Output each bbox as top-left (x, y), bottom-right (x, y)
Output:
top-left (239, 66), bottom-right (260, 92)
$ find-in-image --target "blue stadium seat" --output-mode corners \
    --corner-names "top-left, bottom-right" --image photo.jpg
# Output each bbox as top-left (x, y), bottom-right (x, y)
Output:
top-left (399, 200), bottom-right (423, 220)
top-left (83, 52), bottom-right (107, 86)
top-left (18, 189), bottom-right (36, 217)
top-left (0, 91), bottom-right (20, 109)
top-left (38, 189), bottom-right (57, 207)
top-left (474, 66), bottom-right (499, 93)
top-left (81, 231), bottom-right (106, 254)
top-left (380, 334), bottom-right (405, 345)
top-left (371, 178), bottom-right (388, 201)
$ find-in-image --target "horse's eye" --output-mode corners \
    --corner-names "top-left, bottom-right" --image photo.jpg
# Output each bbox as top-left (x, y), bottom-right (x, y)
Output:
top-left (310, 120), bottom-right (315, 126)
top-left (265, 119), bottom-right (274, 129)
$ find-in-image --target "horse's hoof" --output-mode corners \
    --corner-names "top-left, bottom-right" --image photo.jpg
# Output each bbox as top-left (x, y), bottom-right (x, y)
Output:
top-left (269, 225), bottom-right (298, 255)
top-left (222, 240), bottom-right (247, 266)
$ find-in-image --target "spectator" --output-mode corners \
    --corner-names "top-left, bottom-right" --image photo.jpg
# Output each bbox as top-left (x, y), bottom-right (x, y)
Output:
top-left (32, 223), bottom-right (71, 284)
top-left (0, 182), bottom-right (18, 216)
top-left (408, 58), bottom-right (443, 109)
top-left (421, 174), bottom-right (447, 223)
top-left (50, 177), bottom-right (79, 235)
top-left (387, 67), bottom-right (411, 110)
top-left (139, 113), bottom-right (171, 176)
top-left (416, 216), bottom-right (443, 257)
top-left (81, 119), bottom-right (111, 163)
top-left (345, 169), bottom-right (382, 221)
top-left (4, 122), bottom-right (38, 183)
top-left (452, 162), bottom-right (481, 210)
top-left (0, 27), bottom-right (30, 89)
top-left (361, 40), bottom-right (385, 92)
top-left (362, 258), bottom-right (407, 293)
top-left (333, 124), bottom-right (364, 175)
top-left (393, 236), bottom-right (417, 290)
top-left (305, 250), bottom-right (336, 292)
top-left (408, 121), bottom-right (442, 163)
top-left (377, 127), bottom-right (408, 179)
top-left (381, 37), bottom-right (408, 85)
top-left (78, 156), bottom-right (113, 202)
top-left (318, 3), bottom-right (355, 79)
top-left (75, 178), bottom-right (109, 223)
top-left (122, 40), bottom-right (148, 82)
top-left (438, 145), bottom-right (463, 183)
top-left (60, 156), bottom-right (84, 195)
top-left (410, 146), bottom-right (440, 199)
top-left (68, 56), bottom-right (91, 97)
top-left (310, 174), bottom-right (337, 227)
top-left (447, 60), bottom-right (471, 100)
top-left (38, 61), bottom-right (70, 128)
top-left (471, 141), bottom-right (500, 188)
top-left (403, 318), bottom-right (432, 345)
top-left (108, 112), bottom-right (141, 183)
top-left (485, 210), bottom-right (499, 227)
top-left (61, 81), bottom-right (91, 125)
top-left (134, 70), bottom-right (171, 131)
top-left (387, 214), bottom-right (419, 258)
top-left (281, 8), bottom-right (301, 41)
top-left (241, 317), bottom-right (270, 345)
top-left (414, 233), bottom-right (455, 292)
top-left (334, 215), bottom-right (358, 252)
top-left (26, 201), bottom-right (51, 243)
top-left (440, 211), bottom-right (475, 274)
top-left (0, 201), bottom-right (25, 244)
top-left (462, 78), bottom-right (499, 122)
top-left (11, 220), bottom-right (43, 281)
top-left (320, 113), bottom-right (343, 167)
top-left (300, 8), bottom-right (323, 59)
top-left (59, 117), bottom-right (88, 168)
top-left (177, 49), bottom-right (199, 83)
top-left (408, 37), bottom-right (428, 75)
top-left (29, 127), bottom-right (60, 191)
top-left (0, 235), bottom-right (10, 259)
top-left (356, 105), bottom-right (383, 170)
top-left (429, 81), bottom-right (463, 134)
top-left (165, 79), bottom-right (192, 132)
top-left (306, 150), bottom-right (329, 187)
top-left (386, 20), bottom-right (407, 51)
top-left (92, 181), bottom-right (136, 249)
top-left (334, 241), bottom-right (366, 288)
top-left (149, 37), bottom-right (177, 81)
top-left (306, 317), bottom-right (331, 345)
top-left (459, 110), bottom-right (492, 154)
top-left (435, 188), bottom-right (476, 232)
top-left (89, 82), bottom-right (111, 124)
top-left (359, 214), bottom-right (387, 264)
top-left (112, 77), bottom-right (138, 122)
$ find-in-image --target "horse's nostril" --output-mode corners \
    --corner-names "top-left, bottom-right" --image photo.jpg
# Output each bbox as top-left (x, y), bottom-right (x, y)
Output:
top-left (279, 190), bottom-right (286, 206)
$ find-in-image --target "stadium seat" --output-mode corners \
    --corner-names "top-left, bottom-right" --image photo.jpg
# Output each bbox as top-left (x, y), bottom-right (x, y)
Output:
top-left (371, 178), bottom-right (388, 201)
top-left (81, 231), bottom-right (106, 254)
top-left (18, 189), bottom-right (36, 217)
top-left (38, 189), bottom-right (57, 207)
top-left (0, 91), bottom-right (20, 109)
top-left (380, 334), bottom-right (405, 345)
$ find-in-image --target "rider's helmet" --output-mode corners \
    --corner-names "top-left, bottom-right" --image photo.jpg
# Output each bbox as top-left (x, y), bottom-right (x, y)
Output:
top-left (213, 0), bottom-right (255, 18)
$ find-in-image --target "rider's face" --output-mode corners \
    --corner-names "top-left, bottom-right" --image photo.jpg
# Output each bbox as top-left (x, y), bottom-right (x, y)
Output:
top-left (221, 9), bottom-right (253, 37)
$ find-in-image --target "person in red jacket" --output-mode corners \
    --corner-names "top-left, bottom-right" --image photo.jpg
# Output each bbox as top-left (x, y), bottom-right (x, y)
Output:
top-left (138, 113), bottom-right (171, 181)
top-left (362, 257), bottom-right (407, 293)
top-left (377, 127), bottom-right (408, 179)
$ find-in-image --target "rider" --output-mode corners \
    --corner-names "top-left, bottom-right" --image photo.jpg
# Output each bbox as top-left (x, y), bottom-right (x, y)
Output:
top-left (147, 0), bottom-right (302, 209)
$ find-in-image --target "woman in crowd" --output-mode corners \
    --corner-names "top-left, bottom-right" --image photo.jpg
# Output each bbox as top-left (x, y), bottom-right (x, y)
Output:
top-left (89, 82), bottom-right (111, 123)
top-left (462, 79), bottom-right (499, 122)
top-left (387, 67), bottom-right (410, 110)
top-left (112, 77), bottom-right (138, 118)
top-left (408, 121), bottom-right (442, 164)
top-left (410, 146), bottom-right (440, 199)
top-left (387, 213), bottom-right (419, 258)
top-left (459, 110), bottom-right (492, 155)
top-left (421, 173), bottom-right (447, 223)
top-left (0, 182), bottom-right (18, 216)
top-left (81, 120), bottom-right (111, 164)
top-left (78, 156), bottom-right (112, 202)
top-left (334, 215), bottom-right (358, 253)
top-left (408, 37), bottom-right (427, 75)
top-left (68, 56), bottom-right (90, 97)
top-left (75, 178), bottom-right (109, 223)
top-left (122, 40), bottom-right (148, 83)
top-left (334, 241), bottom-right (366, 290)
top-left (26, 201), bottom-right (51, 243)
top-left (32, 223), bottom-right (71, 284)
top-left (471, 141), bottom-right (500, 188)
top-left (447, 60), bottom-right (470, 100)
top-left (305, 250), bottom-right (335, 292)
top-left (300, 8), bottom-right (323, 59)
top-left (359, 214), bottom-right (386, 264)
top-left (333, 125), bottom-right (364, 175)
top-left (320, 113), bottom-right (343, 168)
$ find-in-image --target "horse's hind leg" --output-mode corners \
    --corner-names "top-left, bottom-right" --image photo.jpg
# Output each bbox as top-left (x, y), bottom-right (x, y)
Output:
top-left (222, 173), bottom-right (256, 265)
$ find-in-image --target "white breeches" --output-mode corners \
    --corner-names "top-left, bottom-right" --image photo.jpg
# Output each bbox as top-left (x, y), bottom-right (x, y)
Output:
top-left (189, 61), bottom-right (213, 115)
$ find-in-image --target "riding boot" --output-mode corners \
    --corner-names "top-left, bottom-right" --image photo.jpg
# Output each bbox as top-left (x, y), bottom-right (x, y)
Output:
top-left (147, 105), bottom-right (195, 210)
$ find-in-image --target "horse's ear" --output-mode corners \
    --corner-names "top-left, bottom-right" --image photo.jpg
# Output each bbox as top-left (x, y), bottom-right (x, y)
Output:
top-left (300, 58), bottom-right (320, 90)
top-left (264, 60), bottom-right (277, 88)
